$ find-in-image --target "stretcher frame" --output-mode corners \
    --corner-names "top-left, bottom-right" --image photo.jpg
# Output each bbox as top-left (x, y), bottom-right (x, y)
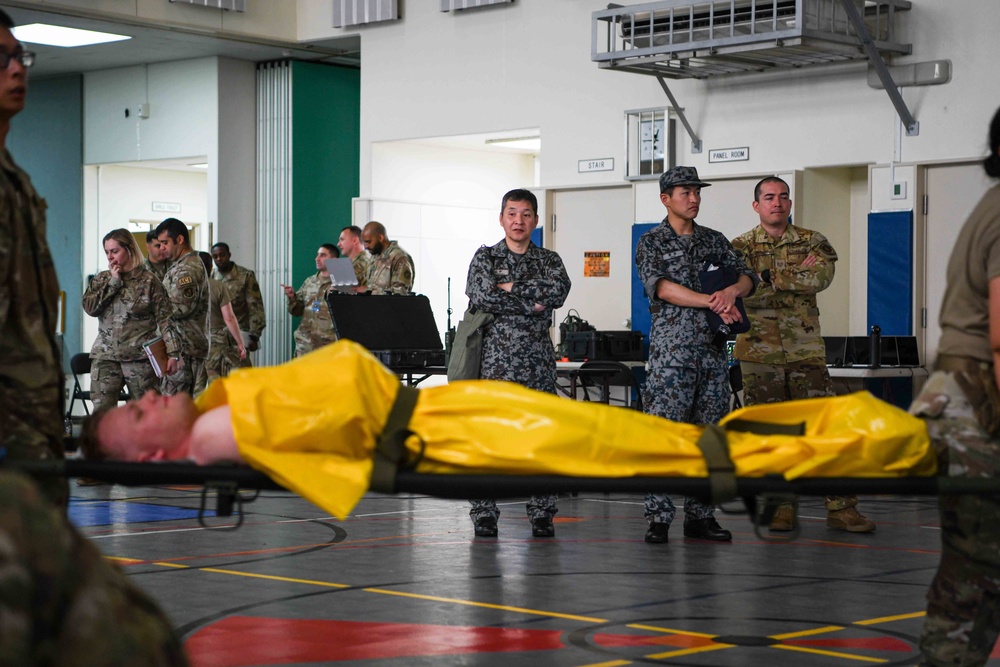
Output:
top-left (19, 459), bottom-right (1000, 538)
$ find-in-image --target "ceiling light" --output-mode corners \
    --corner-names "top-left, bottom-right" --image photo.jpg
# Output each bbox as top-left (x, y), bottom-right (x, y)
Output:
top-left (188, 163), bottom-right (209, 169)
top-left (485, 136), bottom-right (541, 151)
top-left (12, 23), bottom-right (131, 48)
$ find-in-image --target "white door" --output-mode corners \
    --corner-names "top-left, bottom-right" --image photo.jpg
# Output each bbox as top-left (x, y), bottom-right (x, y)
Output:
top-left (551, 186), bottom-right (634, 332)
top-left (922, 162), bottom-right (994, 366)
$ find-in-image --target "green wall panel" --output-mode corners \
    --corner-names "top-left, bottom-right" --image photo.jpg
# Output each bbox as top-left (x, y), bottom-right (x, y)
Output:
top-left (290, 62), bottom-right (360, 290)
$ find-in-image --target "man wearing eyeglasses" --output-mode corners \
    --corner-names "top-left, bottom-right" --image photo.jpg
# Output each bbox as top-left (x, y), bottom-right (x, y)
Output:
top-left (0, 9), bottom-right (68, 511)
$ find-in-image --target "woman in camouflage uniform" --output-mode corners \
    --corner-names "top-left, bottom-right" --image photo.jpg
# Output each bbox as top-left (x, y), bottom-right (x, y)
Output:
top-left (912, 106), bottom-right (1000, 667)
top-left (82, 228), bottom-right (177, 411)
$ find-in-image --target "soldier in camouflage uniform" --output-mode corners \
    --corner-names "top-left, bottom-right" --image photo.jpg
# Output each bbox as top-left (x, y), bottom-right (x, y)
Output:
top-left (200, 252), bottom-right (247, 385)
top-left (911, 112), bottom-right (1000, 667)
top-left (0, 15), bottom-right (68, 510)
top-left (211, 242), bottom-right (265, 366)
top-left (466, 188), bottom-right (571, 539)
top-left (338, 225), bottom-right (371, 288)
top-left (82, 229), bottom-right (178, 411)
top-left (0, 469), bottom-right (188, 666)
top-left (144, 229), bottom-right (170, 281)
top-left (636, 166), bottom-right (756, 544)
top-left (360, 221), bottom-right (414, 295)
top-left (156, 218), bottom-right (210, 395)
top-left (283, 244), bottom-right (339, 357)
top-left (731, 176), bottom-right (875, 533)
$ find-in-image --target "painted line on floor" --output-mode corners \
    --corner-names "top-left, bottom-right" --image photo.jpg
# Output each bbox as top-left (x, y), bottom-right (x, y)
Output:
top-left (771, 643), bottom-right (888, 663)
top-left (854, 611), bottom-right (926, 625)
top-left (361, 588), bottom-right (608, 623)
top-left (625, 623), bottom-right (716, 638)
top-left (771, 625), bottom-right (845, 640)
top-left (643, 644), bottom-right (734, 659)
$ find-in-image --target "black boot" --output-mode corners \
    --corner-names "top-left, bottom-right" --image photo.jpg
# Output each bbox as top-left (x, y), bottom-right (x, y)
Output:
top-left (683, 517), bottom-right (732, 541)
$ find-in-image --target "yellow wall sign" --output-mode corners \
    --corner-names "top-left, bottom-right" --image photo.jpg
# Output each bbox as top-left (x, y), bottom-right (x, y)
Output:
top-left (584, 251), bottom-right (610, 277)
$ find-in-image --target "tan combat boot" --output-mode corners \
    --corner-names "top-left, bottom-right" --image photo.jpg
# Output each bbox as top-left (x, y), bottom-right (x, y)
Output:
top-left (826, 506), bottom-right (876, 533)
top-left (768, 504), bottom-right (795, 532)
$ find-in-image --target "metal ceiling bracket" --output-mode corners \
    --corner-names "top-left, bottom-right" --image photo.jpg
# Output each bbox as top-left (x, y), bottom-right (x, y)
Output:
top-left (839, 0), bottom-right (919, 136)
top-left (656, 76), bottom-right (702, 154)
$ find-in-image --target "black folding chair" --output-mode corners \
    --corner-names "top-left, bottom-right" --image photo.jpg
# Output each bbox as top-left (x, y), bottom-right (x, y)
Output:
top-left (577, 360), bottom-right (644, 412)
top-left (66, 353), bottom-right (130, 419)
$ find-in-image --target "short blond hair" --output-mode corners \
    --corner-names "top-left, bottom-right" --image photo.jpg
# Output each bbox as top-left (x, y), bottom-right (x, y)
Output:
top-left (103, 228), bottom-right (144, 271)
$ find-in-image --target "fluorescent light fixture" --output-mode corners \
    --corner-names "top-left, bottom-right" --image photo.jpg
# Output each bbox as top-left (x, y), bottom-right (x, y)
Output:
top-left (12, 23), bottom-right (130, 48)
top-left (485, 136), bottom-right (541, 151)
top-left (187, 163), bottom-right (209, 169)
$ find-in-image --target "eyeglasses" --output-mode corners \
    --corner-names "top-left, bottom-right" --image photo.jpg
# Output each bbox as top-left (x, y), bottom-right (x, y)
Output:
top-left (0, 50), bottom-right (35, 70)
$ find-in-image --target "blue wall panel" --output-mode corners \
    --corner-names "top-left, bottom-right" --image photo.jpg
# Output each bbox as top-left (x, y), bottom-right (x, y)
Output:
top-left (631, 223), bottom-right (657, 357)
top-left (8, 75), bottom-right (84, 371)
top-left (867, 210), bottom-right (913, 335)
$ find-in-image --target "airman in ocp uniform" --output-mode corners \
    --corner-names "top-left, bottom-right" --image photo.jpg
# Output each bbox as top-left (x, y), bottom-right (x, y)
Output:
top-left (211, 242), bottom-right (265, 366)
top-left (732, 176), bottom-right (874, 533)
top-left (0, 12), bottom-right (67, 509)
top-left (360, 221), bottom-right (414, 295)
top-left (284, 244), bottom-right (339, 358)
top-left (156, 218), bottom-right (209, 395)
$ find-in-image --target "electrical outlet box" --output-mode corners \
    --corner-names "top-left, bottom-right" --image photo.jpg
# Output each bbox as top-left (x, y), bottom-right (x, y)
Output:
top-left (136, 103), bottom-right (150, 119)
top-left (891, 181), bottom-right (907, 200)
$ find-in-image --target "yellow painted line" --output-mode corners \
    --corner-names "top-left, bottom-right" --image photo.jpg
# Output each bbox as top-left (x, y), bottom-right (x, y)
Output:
top-left (200, 568), bottom-right (351, 589)
top-left (771, 625), bottom-right (845, 640)
top-left (106, 556), bottom-right (145, 565)
top-left (152, 562), bottom-right (190, 569)
top-left (574, 661), bottom-right (633, 667)
top-left (855, 611), bottom-right (926, 625)
top-left (626, 623), bottom-right (717, 639)
top-left (772, 643), bottom-right (888, 663)
top-left (644, 643), bottom-right (734, 659)
top-left (362, 588), bottom-right (607, 623)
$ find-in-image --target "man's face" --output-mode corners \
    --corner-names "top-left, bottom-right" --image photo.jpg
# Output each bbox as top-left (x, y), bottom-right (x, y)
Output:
top-left (157, 232), bottom-right (183, 261)
top-left (145, 238), bottom-right (162, 264)
top-left (0, 28), bottom-right (28, 124)
top-left (315, 246), bottom-right (334, 271)
top-left (661, 186), bottom-right (702, 223)
top-left (211, 246), bottom-right (232, 272)
top-left (337, 231), bottom-right (357, 256)
top-left (753, 181), bottom-right (792, 228)
top-left (362, 229), bottom-right (385, 255)
top-left (97, 391), bottom-right (199, 462)
top-left (500, 199), bottom-right (539, 245)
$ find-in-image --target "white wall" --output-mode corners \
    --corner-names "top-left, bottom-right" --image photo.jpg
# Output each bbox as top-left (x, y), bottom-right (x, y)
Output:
top-left (81, 165), bottom-right (209, 350)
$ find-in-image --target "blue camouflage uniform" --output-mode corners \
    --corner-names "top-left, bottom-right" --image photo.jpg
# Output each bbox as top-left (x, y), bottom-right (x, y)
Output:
top-left (466, 239), bottom-right (571, 523)
top-left (635, 219), bottom-right (757, 525)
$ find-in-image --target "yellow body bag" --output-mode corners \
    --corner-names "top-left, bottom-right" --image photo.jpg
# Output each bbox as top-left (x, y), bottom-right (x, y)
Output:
top-left (197, 340), bottom-right (935, 519)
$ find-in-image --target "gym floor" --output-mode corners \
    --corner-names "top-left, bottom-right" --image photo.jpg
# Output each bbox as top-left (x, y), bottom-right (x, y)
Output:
top-left (70, 482), bottom-right (1000, 667)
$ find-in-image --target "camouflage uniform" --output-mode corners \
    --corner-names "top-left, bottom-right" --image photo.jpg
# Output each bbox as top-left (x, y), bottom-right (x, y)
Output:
top-left (731, 224), bottom-right (858, 512)
top-left (466, 239), bottom-right (571, 523)
top-left (288, 271), bottom-right (336, 357)
top-left (0, 469), bottom-right (188, 666)
top-left (82, 265), bottom-right (178, 411)
top-left (364, 240), bottom-right (414, 295)
top-left (211, 262), bottom-right (265, 368)
top-left (911, 365), bottom-right (1000, 667)
top-left (351, 251), bottom-right (372, 286)
top-left (912, 183), bottom-right (1000, 667)
top-left (0, 148), bottom-right (67, 510)
top-left (143, 256), bottom-right (169, 282)
top-left (160, 251), bottom-right (209, 396)
top-left (636, 219), bottom-right (756, 525)
top-left (204, 279), bottom-right (241, 385)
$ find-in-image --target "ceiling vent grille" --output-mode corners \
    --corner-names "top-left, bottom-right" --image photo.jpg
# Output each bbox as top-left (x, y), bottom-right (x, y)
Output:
top-left (168, 0), bottom-right (246, 11)
top-left (441, 0), bottom-right (515, 12)
top-left (333, 0), bottom-right (399, 28)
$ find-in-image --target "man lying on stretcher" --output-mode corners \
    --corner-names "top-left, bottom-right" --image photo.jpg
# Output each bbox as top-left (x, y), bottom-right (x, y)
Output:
top-left (80, 340), bottom-right (936, 520)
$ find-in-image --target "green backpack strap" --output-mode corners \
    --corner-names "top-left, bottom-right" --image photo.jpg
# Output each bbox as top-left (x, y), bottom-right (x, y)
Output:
top-left (371, 386), bottom-right (421, 494)
top-left (695, 424), bottom-right (738, 505)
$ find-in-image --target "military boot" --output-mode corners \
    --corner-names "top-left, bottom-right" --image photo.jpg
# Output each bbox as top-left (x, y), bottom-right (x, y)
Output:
top-left (826, 507), bottom-right (875, 533)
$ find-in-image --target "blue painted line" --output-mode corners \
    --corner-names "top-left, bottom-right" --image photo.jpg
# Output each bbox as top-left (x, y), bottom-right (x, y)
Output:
top-left (69, 500), bottom-right (215, 527)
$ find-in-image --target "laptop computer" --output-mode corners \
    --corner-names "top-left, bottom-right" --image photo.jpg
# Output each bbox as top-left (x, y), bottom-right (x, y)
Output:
top-left (324, 257), bottom-right (359, 289)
